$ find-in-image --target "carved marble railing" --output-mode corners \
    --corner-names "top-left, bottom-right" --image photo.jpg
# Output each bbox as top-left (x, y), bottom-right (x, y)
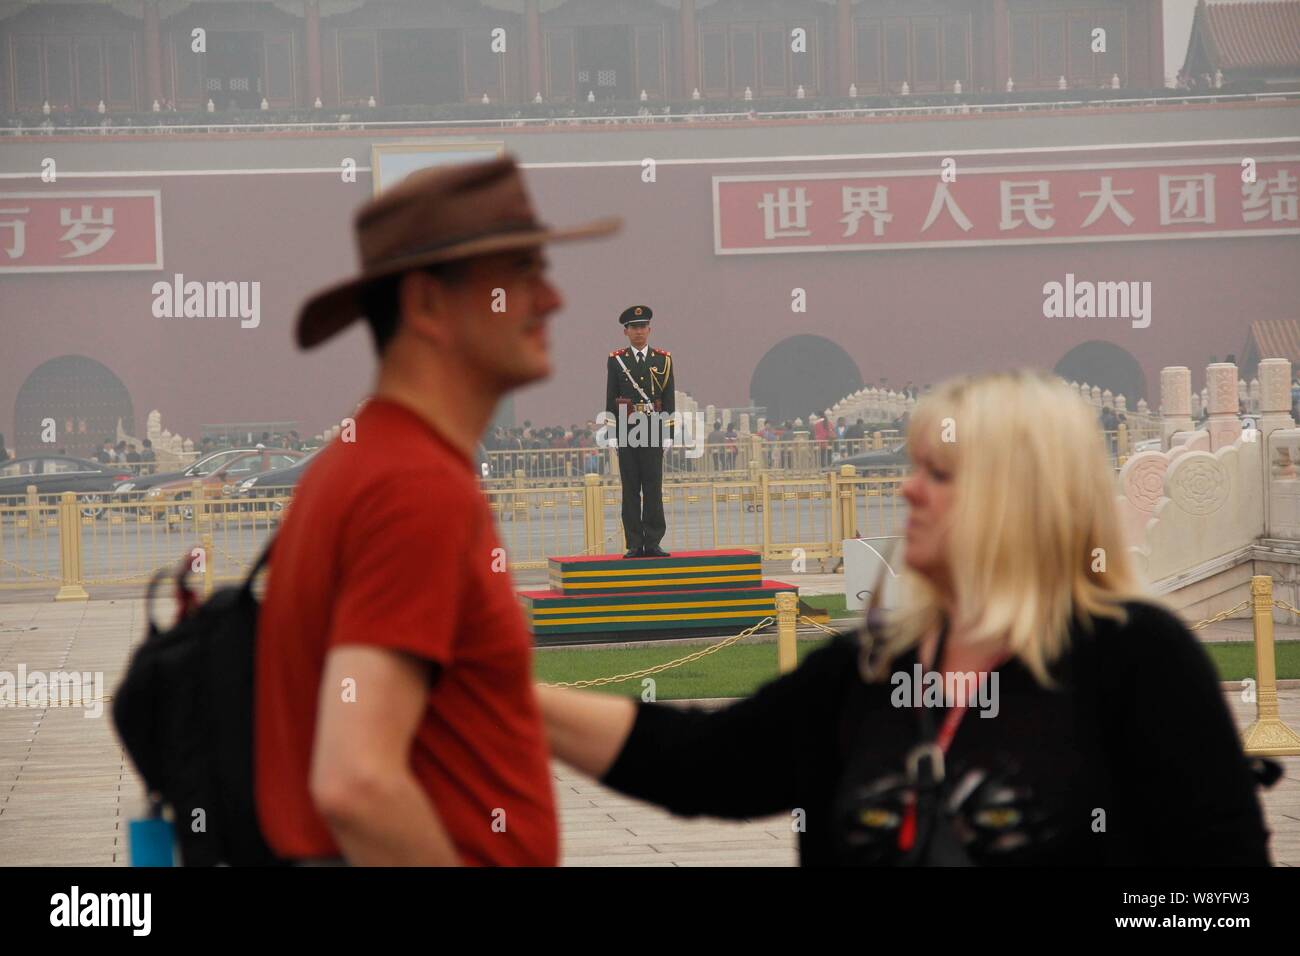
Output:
top-left (828, 386), bottom-right (916, 426)
top-left (1118, 359), bottom-right (1290, 584)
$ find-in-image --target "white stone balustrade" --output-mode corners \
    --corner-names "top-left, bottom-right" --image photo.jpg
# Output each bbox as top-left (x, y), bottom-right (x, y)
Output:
top-left (1206, 363), bottom-right (1243, 450)
top-left (1258, 359), bottom-right (1294, 439)
top-left (1119, 357), bottom-right (1300, 592)
top-left (1160, 367), bottom-right (1194, 448)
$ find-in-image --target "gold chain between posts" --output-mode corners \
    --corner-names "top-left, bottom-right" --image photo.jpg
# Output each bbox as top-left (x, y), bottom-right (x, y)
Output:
top-left (10, 605), bottom-right (1267, 707)
top-left (28, 695), bottom-right (113, 707)
top-left (543, 616), bottom-right (776, 688)
top-left (798, 614), bottom-right (845, 636)
top-left (0, 555), bottom-right (62, 582)
top-left (815, 605), bottom-right (1258, 637)
top-left (1272, 598), bottom-right (1300, 617)
top-left (33, 612), bottom-right (825, 701)
top-left (84, 562), bottom-right (176, 586)
top-left (1188, 600), bottom-right (1252, 631)
top-left (206, 542), bottom-right (251, 570)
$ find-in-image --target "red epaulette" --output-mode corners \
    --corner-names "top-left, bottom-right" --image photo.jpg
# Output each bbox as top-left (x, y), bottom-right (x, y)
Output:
top-left (654, 348), bottom-right (671, 356)
top-left (609, 349), bottom-right (623, 357)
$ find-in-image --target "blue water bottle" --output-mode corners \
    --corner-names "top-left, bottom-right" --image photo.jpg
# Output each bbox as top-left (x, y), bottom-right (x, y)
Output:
top-left (128, 797), bottom-right (176, 867)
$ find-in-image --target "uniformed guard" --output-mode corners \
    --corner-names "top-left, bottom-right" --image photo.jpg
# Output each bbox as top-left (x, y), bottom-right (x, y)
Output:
top-left (605, 305), bottom-right (675, 558)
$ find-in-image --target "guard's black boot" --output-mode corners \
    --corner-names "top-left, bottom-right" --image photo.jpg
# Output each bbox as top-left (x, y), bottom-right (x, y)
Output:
top-left (642, 545), bottom-right (670, 558)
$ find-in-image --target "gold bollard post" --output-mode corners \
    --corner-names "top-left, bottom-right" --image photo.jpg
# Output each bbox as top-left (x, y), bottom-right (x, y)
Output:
top-left (1242, 576), bottom-right (1300, 755)
top-left (582, 473), bottom-right (604, 555)
top-left (828, 469), bottom-right (841, 560)
top-left (55, 491), bottom-right (89, 601)
top-left (776, 591), bottom-right (798, 674)
top-left (201, 531), bottom-right (215, 598)
top-left (513, 468), bottom-right (526, 523)
top-left (794, 431), bottom-right (811, 472)
top-left (190, 479), bottom-right (205, 537)
top-left (25, 484), bottom-right (40, 539)
top-left (839, 464), bottom-right (858, 542)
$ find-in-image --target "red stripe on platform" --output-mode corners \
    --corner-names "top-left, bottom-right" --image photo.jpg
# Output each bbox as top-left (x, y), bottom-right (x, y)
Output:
top-left (548, 549), bottom-right (759, 563)
top-left (518, 579), bottom-right (798, 600)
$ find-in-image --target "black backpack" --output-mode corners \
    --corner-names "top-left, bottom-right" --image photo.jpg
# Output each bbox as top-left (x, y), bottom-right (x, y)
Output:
top-left (113, 543), bottom-right (285, 866)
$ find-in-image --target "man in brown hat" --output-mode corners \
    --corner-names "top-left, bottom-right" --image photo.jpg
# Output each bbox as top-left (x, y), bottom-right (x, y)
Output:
top-left (255, 156), bottom-right (618, 865)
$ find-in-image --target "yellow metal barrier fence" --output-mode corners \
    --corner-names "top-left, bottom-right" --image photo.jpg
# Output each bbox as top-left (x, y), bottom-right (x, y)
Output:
top-left (0, 468), bottom-right (909, 591)
top-left (0, 486), bottom-right (289, 597)
top-left (485, 435), bottom-right (904, 484)
top-left (483, 479), bottom-right (589, 569)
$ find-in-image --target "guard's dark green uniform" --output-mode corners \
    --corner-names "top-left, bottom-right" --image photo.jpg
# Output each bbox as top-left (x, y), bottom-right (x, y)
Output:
top-left (606, 306), bottom-right (675, 557)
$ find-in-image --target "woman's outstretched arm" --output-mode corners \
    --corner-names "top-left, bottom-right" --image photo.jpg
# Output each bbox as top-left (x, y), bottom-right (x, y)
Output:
top-left (535, 685), bottom-right (637, 779)
top-left (536, 636), bottom-right (858, 820)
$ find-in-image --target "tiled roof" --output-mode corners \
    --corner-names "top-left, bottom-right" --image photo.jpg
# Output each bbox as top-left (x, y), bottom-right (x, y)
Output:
top-left (1195, 0), bottom-right (1300, 71)
top-left (1249, 319), bottom-right (1300, 365)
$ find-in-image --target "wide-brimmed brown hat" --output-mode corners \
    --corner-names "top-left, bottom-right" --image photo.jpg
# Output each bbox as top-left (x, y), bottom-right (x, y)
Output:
top-left (296, 154), bottom-right (621, 349)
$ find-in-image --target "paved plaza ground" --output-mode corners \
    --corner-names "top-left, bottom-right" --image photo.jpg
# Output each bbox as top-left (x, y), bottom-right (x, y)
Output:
top-left (0, 596), bottom-right (1297, 867)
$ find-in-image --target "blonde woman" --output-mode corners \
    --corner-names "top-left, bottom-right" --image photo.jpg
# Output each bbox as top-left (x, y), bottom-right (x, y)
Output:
top-left (537, 370), bottom-right (1270, 865)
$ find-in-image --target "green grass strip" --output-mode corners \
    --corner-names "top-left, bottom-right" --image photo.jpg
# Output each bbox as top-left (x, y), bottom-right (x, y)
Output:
top-left (534, 637), bottom-right (1299, 700)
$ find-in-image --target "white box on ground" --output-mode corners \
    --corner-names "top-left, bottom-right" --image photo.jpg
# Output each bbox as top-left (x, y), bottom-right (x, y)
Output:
top-left (844, 536), bottom-right (905, 611)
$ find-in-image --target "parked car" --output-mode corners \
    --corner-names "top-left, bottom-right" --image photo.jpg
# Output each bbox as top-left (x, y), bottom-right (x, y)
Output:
top-left (0, 455), bottom-right (134, 517)
top-left (142, 448), bottom-right (305, 519)
top-left (832, 441), bottom-right (911, 475)
top-left (112, 447), bottom-right (273, 495)
top-left (235, 449), bottom-right (320, 512)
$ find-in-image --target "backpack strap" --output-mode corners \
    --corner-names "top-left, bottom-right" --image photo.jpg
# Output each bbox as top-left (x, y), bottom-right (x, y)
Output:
top-left (145, 535), bottom-right (274, 633)
top-left (144, 564), bottom-right (183, 635)
top-left (242, 536), bottom-right (274, 593)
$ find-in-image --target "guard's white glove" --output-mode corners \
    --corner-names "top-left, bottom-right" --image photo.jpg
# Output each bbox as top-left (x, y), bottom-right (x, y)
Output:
top-left (662, 438), bottom-right (674, 450)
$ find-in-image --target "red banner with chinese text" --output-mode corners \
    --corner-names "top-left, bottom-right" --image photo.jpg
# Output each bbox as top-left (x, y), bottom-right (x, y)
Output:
top-left (712, 158), bottom-right (1300, 254)
top-left (0, 191), bottom-right (162, 272)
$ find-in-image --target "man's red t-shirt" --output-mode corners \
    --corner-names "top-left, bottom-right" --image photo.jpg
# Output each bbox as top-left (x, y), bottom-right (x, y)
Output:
top-left (255, 397), bottom-right (558, 865)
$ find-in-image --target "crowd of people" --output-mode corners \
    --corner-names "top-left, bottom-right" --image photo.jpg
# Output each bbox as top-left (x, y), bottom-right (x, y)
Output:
top-left (197, 430), bottom-right (310, 455)
top-left (482, 422), bottom-right (606, 477)
top-left (90, 430), bottom-right (308, 474)
top-left (94, 437), bottom-right (158, 467)
top-left (479, 414), bottom-right (910, 476)
top-left (754, 414), bottom-right (910, 468)
top-left (0, 430), bottom-right (313, 472)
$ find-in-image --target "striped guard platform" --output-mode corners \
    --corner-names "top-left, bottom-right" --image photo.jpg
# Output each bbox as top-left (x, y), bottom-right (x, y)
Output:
top-left (522, 550), bottom-right (798, 644)
top-left (520, 580), bottom-right (799, 643)
top-left (547, 549), bottom-right (762, 594)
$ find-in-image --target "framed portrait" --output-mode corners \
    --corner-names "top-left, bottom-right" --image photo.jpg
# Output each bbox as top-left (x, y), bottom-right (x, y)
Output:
top-left (370, 141), bottom-right (506, 195)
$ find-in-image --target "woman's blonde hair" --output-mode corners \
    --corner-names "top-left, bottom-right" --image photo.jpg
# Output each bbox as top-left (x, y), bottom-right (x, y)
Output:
top-left (867, 369), bottom-right (1148, 685)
